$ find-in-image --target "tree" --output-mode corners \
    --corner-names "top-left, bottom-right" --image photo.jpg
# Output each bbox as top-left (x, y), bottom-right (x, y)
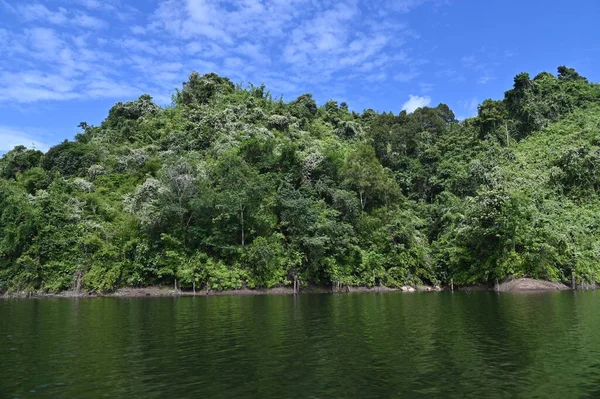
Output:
top-left (211, 151), bottom-right (272, 249)
top-left (177, 72), bottom-right (235, 106)
top-left (42, 141), bottom-right (97, 178)
top-left (342, 144), bottom-right (394, 212)
top-left (158, 159), bottom-right (201, 248)
top-left (476, 99), bottom-right (509, 143)
top-left (289, 93), bottom-right (318, 120)
top-left (243, 234), bottom-right (294, 288)
top-left (1, 146), bottom-right (43, 179)
top-left (2, 65), bottom-right (600, 294)
top-left (557, 66), bottom-right (587, 82)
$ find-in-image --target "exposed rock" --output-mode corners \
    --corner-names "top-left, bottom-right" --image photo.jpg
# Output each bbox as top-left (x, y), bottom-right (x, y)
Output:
top-left (347, 286), bottom-right (399, 294)
top-left (416, 285), bottom-right (442, 292)
top-left (497, 278), bottom-right (569, 292)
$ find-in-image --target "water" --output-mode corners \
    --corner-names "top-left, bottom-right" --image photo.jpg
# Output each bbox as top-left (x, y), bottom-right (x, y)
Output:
top-left (2, 291), bottom-right (600, 398)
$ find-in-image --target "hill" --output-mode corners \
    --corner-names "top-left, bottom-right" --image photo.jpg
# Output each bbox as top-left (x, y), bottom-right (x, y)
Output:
top-left (1, 67), bottom-right (599, 293)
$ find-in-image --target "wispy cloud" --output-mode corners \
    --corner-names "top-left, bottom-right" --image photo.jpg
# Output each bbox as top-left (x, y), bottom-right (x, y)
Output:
top-left (419, 82), bottom-right (434, 93)
top-left (14, 3), bottom-right (107, 29)
top-left (0, 126), bottom-right (52, 152)
top-left (18, 3), bottom-right (68, 24)
top-left (148, 0), bottom-right (435, 88)
top-left (71, 11), bottom-right (106, 29)
top-left (435, 69), bottom-right (466, 83)
top-left (0, 0), bottom-right (449, 106)
top-left (460, 54), bottom-right (498, 84)
top-left (395, 71), bottom-right (421, 82)
top-left (387, 0), bottom-right (448, 13)
top-left (459, 98), bottom-right (479, 116)
top-left (477, 75), bottom-right (496, 84)
top-left (461, 55), bottom-right (476, 67)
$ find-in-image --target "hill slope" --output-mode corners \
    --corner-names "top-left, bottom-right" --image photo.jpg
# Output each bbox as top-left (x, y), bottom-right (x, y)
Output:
top-left (1, 67), bottom-right (599, 293)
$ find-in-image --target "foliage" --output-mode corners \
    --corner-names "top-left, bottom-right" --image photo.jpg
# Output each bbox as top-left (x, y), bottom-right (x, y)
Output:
top-left (2, 68), bottom-right (600, 293)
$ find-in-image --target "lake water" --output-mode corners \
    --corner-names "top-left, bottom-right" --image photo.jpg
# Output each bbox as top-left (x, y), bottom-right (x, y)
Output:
top-left (2, 291), bottom-right (600, 398)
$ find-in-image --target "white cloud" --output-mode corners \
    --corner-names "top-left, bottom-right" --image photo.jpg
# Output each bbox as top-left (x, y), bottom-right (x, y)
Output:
top-left (27, 27), bottom-right (62, 53)
top-left (121, 38), bottom-right (159, 55)
top-left (72, 11), bottom-right (107, 29)
top-left (0, 0), bottom-right (448, 106)
top-left (75, 0), bottom-right (116, 11)
top-left (282, 2), bottom-right (358, 65)
top-left (0, 126), bottom-right (51, 152)
top-left (236, 42), bottom-right (267, 64)
top-left (460, 98), bottom-right (479, 116)
top-left (148, 0), bottom-right (426, 85)
top-left (402, 95), bottom-right (431, 113)
top-left (150, 0), bottom-right (300, 44)
top-left (18, 3), bottom-right (68, 24)
top-left (14, 3), bottom-right (107, 29)
top-left (85, 77), bottom-right (142, 99)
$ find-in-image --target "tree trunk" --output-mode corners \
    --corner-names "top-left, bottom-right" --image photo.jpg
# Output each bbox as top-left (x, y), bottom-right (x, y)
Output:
top-left (241, 208), bottom-right (245, 246)
top-left (359, 190), bottom-right (366, 212)
top-left (193, 280), bottom-right (196, 295)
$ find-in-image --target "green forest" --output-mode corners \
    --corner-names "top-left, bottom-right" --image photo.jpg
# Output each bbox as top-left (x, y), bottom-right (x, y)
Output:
top-left (1, 66), bottom-right (599, 294)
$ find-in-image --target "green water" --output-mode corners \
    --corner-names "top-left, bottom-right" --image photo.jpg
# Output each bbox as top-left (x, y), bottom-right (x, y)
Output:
top-left (2, 291), bottom-right (600, 398)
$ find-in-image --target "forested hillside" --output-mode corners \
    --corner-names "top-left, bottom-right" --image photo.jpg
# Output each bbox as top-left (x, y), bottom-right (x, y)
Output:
top-left (1, 67), bottom-right (599, 293)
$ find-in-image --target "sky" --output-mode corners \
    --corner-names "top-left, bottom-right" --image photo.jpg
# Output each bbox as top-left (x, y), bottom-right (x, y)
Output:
top-left (1, 0), bottom-right (599, 153)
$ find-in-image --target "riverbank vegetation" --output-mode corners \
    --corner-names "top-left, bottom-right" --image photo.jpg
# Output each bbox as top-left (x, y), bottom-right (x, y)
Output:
top-left (1, 67), bottom-right (599, 294)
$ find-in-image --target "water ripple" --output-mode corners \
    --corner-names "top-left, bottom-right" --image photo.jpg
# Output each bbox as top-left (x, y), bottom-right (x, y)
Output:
top-left (2, 291), bottom-right (600, 398)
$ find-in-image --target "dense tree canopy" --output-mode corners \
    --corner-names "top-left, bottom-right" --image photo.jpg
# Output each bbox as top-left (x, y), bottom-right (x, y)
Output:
top-left (1, 66), bottom-right (599, 293)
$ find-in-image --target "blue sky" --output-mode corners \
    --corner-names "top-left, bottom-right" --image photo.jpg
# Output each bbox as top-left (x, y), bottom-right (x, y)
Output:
top-left (1, 0), bottom-right (599, 153)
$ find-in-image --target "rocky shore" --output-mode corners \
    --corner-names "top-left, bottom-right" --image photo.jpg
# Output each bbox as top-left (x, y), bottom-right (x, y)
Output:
top-left (2, 277), bottom-right (595, 299)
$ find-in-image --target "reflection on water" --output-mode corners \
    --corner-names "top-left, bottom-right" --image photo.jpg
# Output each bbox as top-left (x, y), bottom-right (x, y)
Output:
top-left (2, 291), bottom-right (600, 398)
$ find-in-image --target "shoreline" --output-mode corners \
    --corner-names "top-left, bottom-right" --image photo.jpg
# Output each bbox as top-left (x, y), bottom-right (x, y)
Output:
top-left (1, 278), bottom-right (593, 299)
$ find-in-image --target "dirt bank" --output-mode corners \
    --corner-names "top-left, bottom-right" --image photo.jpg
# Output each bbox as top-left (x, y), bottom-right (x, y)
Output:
top-left (0, 278), bottom-right (582, 299)
top-left (2, 285), bottom-right (321, 299)
top-left (2, 284), bottom-right (437, 299)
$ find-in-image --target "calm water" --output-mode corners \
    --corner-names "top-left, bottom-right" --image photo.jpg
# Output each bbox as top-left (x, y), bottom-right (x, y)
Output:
top-left (2, 291), bottom-right (600, 398)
